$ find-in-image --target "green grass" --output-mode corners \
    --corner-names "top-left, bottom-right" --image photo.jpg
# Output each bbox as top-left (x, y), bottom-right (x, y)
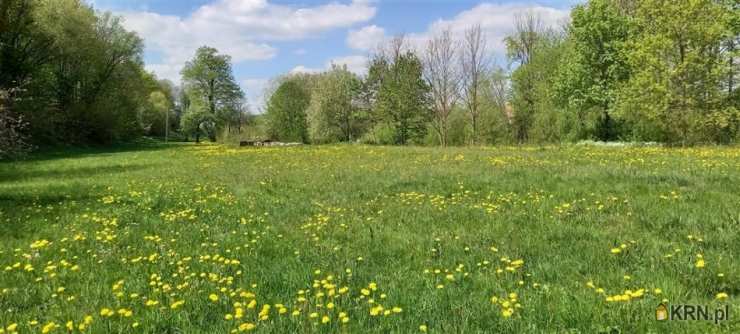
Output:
top-left (1, 143), bottom-right (738, 333)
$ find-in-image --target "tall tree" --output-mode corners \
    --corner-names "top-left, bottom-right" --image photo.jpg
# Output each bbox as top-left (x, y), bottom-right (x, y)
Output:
top-left (505, 11), bottom-right (546, 142)
top-left (423, 29), bottom-right (460, 146)
top-left (616, 0), bottom-right (736, 143)
top-left (555, 0), bottom-right (632, 141)
top-left (460, 25), bottom-right (490, 144)
top-left (266, 78), bottom-right (311, 143)
top-left (373, 38), bottom-right (431, 145)
top-left (181, 46), bottom-right (244, 139)
top-left (307, 64), bottom-right (363, 143)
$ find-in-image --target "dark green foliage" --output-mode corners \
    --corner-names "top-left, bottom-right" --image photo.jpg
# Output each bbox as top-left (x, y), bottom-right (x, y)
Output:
top-left (555, 0), bottom-right (632, 141)
top-left (307, 65), bottom-right (365, 143)
top-left (180, 46), bottom-right (245, 139)
top-left (0, 0), bottom-right (172, 147)
top-left (372, 52), bottom-right (431, 145)
top-left (266, 79), bottom-right (311, 143)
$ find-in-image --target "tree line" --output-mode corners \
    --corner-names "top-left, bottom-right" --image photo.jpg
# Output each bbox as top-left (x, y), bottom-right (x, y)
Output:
top-left (0, 0), bottom-right (255, 158)
top-left (1, 0), bottom-right (738, 159)
top-left (265, 0), bottom-right (738, 146)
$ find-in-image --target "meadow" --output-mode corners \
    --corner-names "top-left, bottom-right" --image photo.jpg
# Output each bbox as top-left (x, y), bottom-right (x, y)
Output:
top-left (0, 143), bottom-right (738, 333)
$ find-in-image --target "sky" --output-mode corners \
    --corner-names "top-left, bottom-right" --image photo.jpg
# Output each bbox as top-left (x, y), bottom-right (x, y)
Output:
top-left (90, 0), bottom-right (580, 111)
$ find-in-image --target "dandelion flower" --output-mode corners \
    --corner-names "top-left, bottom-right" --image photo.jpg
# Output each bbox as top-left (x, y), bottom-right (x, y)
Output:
top-left (237, 323), bottom-right (255, 332)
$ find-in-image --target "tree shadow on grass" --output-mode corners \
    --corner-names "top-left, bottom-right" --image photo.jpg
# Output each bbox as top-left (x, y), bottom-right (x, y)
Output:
top-left (2, 140), bottom-right (180, 164)
top-left (0, 163), bottom-right (154, 183)
top-left (0, 183), bottom-right (99, 239)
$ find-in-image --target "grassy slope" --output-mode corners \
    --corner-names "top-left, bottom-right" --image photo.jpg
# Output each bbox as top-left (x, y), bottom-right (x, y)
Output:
top-left (0, 143), bottom-right (738, 333)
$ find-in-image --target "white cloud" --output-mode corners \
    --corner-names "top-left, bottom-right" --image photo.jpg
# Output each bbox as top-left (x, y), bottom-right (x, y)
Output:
top-left (327, 55), bottom-right (369, 75)
top-left (347, 25), bottom-right (386, 51)
top-left (119, 0), bottom-right (376, 82)
top-left (293, 48), bottom-right (307, 55)
top-left (420, 3), bottom-right (569, 54)
top-left (372, 3), bottom-right (570, 59)
top-left (289, 65), bottom-right (324, 75)
top-left (291, 54), bottom-right (368, 78)
top-left (241, 78), bottom-right (270, 112)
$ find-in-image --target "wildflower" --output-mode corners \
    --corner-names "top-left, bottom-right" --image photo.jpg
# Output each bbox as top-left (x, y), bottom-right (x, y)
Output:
top-left (237, 323), bottom-right (255, 331)
top-left (170, 300), bottom-right (185, 309)
top-left (716, 292), bottom-right (728, 300)
top-left (117, 308), bottom-right (133, 317)
top-left (145, 300), bottom-right (159, 307)
top-left (420, 325), bottom-right (428, 332)
top-left (41, 322), bottom-right (57, 334)
top-left (321, 315), bottom-right (330, 324)
top-left (209, 294), bottom-right (219, 302)
top-left (100, 308), bottom-right (114, 317)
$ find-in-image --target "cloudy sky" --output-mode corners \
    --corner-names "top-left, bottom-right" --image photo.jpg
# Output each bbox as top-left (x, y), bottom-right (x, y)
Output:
top-left (91, 0), bottom-right (579, 110)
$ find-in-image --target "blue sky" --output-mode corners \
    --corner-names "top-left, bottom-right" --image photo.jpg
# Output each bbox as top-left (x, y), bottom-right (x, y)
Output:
top-left (91, 0), bottom-right (580, 110)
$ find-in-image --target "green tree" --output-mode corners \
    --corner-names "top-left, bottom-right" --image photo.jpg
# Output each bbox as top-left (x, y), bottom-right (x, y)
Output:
top-left (373, 48), bottom-right (431, 145)
top-left (307, 64), bottom-right (363, 143)
top-left (266, 79), bottom-right (311, 143)
top-left (505, 11), bottom-right (546, 143)
top-left (180, 102), bottom-right (216, 143)
top-left (181, 46), bottom-right (244, 139)
top-left (616, 0), bottom-right (736, 143)
top-left (555, 0), bottom-right (632, 141)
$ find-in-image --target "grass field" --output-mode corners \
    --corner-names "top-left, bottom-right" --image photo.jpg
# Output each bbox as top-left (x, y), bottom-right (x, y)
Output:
top-left (0, 143), bottom-right (738, 333)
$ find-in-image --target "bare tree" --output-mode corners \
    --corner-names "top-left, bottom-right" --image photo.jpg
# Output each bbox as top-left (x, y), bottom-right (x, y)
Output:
top-left (423, 29), bottom-right (460, 146)
top-left (374, 34), bottom-right (407, 64)
top-left (460, 25), bottom-right (491, 144)
top-left (505, 11), bottom-right (544, 66)
top-left (504, 11), bottom-right (545, 143)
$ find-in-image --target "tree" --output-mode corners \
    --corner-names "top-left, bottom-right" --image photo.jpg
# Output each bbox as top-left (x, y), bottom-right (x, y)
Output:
top-left (506, 11), bottom-right (546, 142)
top-left (616, 0), bottom-right (737, 143)
top-left (423, 29), bottom-right (461, 146)
top-left (266, 79), bottom-right (311, 143)
top-left (180, 103), bottom-right (216, 143)
top-left (0, 89), bottom-right (32, 159)
top-left (141, 90), bottom-right (170, 136)
top-left (370, 36), bottom-right (431, 145)
top-left (181, 46), bottom-right (244, 138)
top-left (377, 52), bottom-right (431, 145)
top-left (460, 25), bottom-right (490, 144)
top-left (0, 0), bottom-right (53, 105)
top-left (307, 64), bottom-right (363, 143)
top-left (505, 11), bottom-right (544, 66)
top-left (555, 0), bottom-right (632, 141)
top-left (479, 67), bottom-right (512, 144)
top-left (2, 0), bottom-right (154, 145)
